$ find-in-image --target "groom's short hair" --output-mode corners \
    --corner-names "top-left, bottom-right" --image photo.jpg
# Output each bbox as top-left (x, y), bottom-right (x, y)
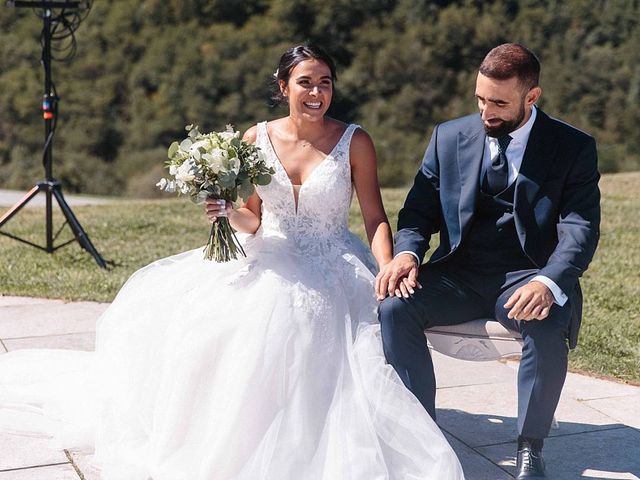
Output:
top-left (479, 43), bottom-right (540, 91)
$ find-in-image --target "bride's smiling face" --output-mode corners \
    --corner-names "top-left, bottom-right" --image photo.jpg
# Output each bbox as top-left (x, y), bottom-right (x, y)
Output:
top-left (280, 58), bottom-right (333, 121)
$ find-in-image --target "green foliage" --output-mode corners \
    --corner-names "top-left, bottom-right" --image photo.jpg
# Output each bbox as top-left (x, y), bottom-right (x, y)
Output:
top-left (0, 0), bottom-right (638, 195)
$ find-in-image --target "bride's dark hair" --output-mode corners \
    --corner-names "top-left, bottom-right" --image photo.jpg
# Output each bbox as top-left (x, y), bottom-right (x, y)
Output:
top-left (271, 44), bottom-right (337, 105)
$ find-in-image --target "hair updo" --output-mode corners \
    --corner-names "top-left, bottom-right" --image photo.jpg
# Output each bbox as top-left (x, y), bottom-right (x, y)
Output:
top-left (271, 44), bottom-right (337, 105)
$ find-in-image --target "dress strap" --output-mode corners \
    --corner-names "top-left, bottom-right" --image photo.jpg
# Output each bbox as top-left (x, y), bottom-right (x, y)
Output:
top-left (334, 124), bottom-right (359, 160)
top-left (344, 123), bottom-right (359, 145)
top-left (255, 121), bottom-right (268, 147)
top-left (255, 121), bottom-right (275, 168)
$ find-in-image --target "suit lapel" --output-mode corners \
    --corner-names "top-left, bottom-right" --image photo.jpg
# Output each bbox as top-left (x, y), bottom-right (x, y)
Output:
top-left (514, 109), bottom-right (558, 244)
top-left (456, 118), bottom-right (485, 242)
top-left (453, 110), bottom-right (558, 248)
top-left (516, 110), bottom-right (557, 201)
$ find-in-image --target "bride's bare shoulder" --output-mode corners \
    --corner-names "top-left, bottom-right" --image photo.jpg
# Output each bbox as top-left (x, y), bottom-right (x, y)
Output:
top-left (262, 117), bottom-right (290, 139)
top-left (324, 117), bottom-right (348, 136)
top-left (350, 125), bottom-right (374, 150)
top-left (243, 124), bottom-right (259, 143)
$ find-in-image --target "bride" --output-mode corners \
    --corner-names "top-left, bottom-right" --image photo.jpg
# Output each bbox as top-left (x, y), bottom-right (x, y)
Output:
top-left (0, 44), bottom-right (464, 480)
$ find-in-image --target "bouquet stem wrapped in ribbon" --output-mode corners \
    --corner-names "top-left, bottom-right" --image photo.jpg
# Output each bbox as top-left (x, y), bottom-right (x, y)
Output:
top-left (157, 125), bottom-right (274, 262)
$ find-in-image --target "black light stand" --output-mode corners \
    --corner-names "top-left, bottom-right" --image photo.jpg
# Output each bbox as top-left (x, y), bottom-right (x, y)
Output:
top-left (0, 0), bottom-right (107, 268)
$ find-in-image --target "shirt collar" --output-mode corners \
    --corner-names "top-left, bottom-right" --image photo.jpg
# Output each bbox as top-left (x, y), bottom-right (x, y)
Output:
top-left (508, 104), bottom-right (537, 145)
top-left (485, 105), bottom-right (537, 147)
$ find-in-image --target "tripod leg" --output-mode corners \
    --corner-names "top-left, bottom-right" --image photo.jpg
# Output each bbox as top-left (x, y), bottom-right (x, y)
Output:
top-left (0, 184), bottom-right (44, 227)
top-left (46, 185), bottom-right (53, 252)
top-left (51, 186), bottom-right (108, 269)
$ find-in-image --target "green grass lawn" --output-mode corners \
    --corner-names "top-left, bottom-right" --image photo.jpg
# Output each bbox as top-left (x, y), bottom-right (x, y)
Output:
top-left (1, 173), bottom-right (638, 383)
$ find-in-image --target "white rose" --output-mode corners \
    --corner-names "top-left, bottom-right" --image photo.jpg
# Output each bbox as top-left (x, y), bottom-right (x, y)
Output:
top-left (175, 160), bottom-right (197, 183)
top-left (219, 131), bottom-right (235, 141)
top-left (190, 140), bottom-right (208, 153)
top-left (205, 148), bottom-right (227, 174)
top-left (189, 140), bottom-right (209, 160)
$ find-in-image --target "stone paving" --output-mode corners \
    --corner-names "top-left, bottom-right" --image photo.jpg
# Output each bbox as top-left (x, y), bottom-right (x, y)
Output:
top-left (0, 295), bottom-right (639, 479)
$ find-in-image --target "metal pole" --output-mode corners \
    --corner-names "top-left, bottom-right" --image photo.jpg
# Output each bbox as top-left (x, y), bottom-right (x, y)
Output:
top-left (43, 7), bottom-right (54, 252)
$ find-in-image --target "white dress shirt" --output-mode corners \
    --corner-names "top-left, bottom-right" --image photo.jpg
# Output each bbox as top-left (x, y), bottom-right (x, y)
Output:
top-left (485, 104), bottom-right (537, 185)
top-left (397, 106), bottom-right (568, 306)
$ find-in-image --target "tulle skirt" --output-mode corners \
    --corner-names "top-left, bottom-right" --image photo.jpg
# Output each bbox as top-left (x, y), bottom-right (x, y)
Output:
top-left (0, 232), bottom-right (464, 479)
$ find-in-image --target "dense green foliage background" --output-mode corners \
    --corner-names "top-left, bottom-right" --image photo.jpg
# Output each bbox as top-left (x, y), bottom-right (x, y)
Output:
top-left (1, 0), bottom-right (639, 196)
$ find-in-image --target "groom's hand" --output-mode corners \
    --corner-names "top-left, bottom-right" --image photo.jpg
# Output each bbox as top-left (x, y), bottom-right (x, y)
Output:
top-left (504, 281), bottom-right (554, 321)
top-left (375, 254), bottom-right (421, 301)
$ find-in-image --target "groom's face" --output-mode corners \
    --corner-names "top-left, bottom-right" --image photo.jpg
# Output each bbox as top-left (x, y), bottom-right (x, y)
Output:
top-left (475, 73), bottom-right (536, 137)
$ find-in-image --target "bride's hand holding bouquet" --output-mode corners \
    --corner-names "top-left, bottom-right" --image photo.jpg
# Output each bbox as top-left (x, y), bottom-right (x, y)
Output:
top-left (157, 124), bottom-right (274, 262)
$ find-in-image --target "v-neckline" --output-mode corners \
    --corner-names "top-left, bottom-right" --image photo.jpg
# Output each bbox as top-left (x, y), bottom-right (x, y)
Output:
top-left (264, 123), bottom-right (350, 189)
top-left (263, 123), bottom-right (351, 214)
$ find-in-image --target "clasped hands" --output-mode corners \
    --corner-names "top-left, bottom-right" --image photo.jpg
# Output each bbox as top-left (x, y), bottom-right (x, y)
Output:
top-left (375, 253), bottom-right (422, 301)
top-left (375, 253), bottom-right (554, 321)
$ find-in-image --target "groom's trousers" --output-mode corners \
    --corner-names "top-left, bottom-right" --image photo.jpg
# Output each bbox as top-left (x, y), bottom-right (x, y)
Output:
top-left (378, 262), bottom-right (571, 440)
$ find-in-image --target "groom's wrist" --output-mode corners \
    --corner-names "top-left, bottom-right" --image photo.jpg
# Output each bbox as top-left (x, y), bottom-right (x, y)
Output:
top-left (394, 251), bottom-right (420, 266)
top-left (530, 275), bottom-right (568, 306)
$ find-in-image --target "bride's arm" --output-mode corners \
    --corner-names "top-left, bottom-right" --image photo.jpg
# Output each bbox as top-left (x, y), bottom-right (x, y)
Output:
top-left (225, 193), bottom-right (262, 234)
top-left (350, 128), bottom-right (393, 268)
top-left (205, 126), bottom-right (262, 234)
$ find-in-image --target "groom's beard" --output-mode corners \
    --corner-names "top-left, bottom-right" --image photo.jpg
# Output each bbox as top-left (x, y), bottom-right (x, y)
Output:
top-left (483, 102), bottom-right (526, 138)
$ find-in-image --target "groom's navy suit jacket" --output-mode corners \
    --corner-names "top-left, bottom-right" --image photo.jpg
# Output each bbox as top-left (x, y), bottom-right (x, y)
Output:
top-left (395, 109), bottom-right (600, 348)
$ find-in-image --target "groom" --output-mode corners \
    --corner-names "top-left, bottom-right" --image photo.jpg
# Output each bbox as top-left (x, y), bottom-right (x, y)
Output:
top-left (376, 43), bottom-right (600, 479)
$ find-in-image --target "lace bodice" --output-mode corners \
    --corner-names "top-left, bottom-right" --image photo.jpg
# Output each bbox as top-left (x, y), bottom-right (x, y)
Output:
top-left (255, 121), bottom-right (359, 257)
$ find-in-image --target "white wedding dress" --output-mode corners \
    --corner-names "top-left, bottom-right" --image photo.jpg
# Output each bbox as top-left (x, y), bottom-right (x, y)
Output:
top-left (0, 122), bottom-right (464, 480)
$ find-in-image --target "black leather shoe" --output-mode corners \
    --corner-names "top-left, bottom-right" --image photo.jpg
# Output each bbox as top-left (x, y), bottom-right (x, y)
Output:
top-left (516, 445), bottom-right (546, 478)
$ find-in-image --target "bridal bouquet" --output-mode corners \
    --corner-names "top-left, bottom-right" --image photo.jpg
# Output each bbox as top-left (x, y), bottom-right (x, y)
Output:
top-left (157, 124), bottom-right (274, 262)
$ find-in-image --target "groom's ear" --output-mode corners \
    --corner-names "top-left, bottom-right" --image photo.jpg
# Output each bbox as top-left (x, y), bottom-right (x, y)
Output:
top-left (526, 86), bottom-right (542, 106)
